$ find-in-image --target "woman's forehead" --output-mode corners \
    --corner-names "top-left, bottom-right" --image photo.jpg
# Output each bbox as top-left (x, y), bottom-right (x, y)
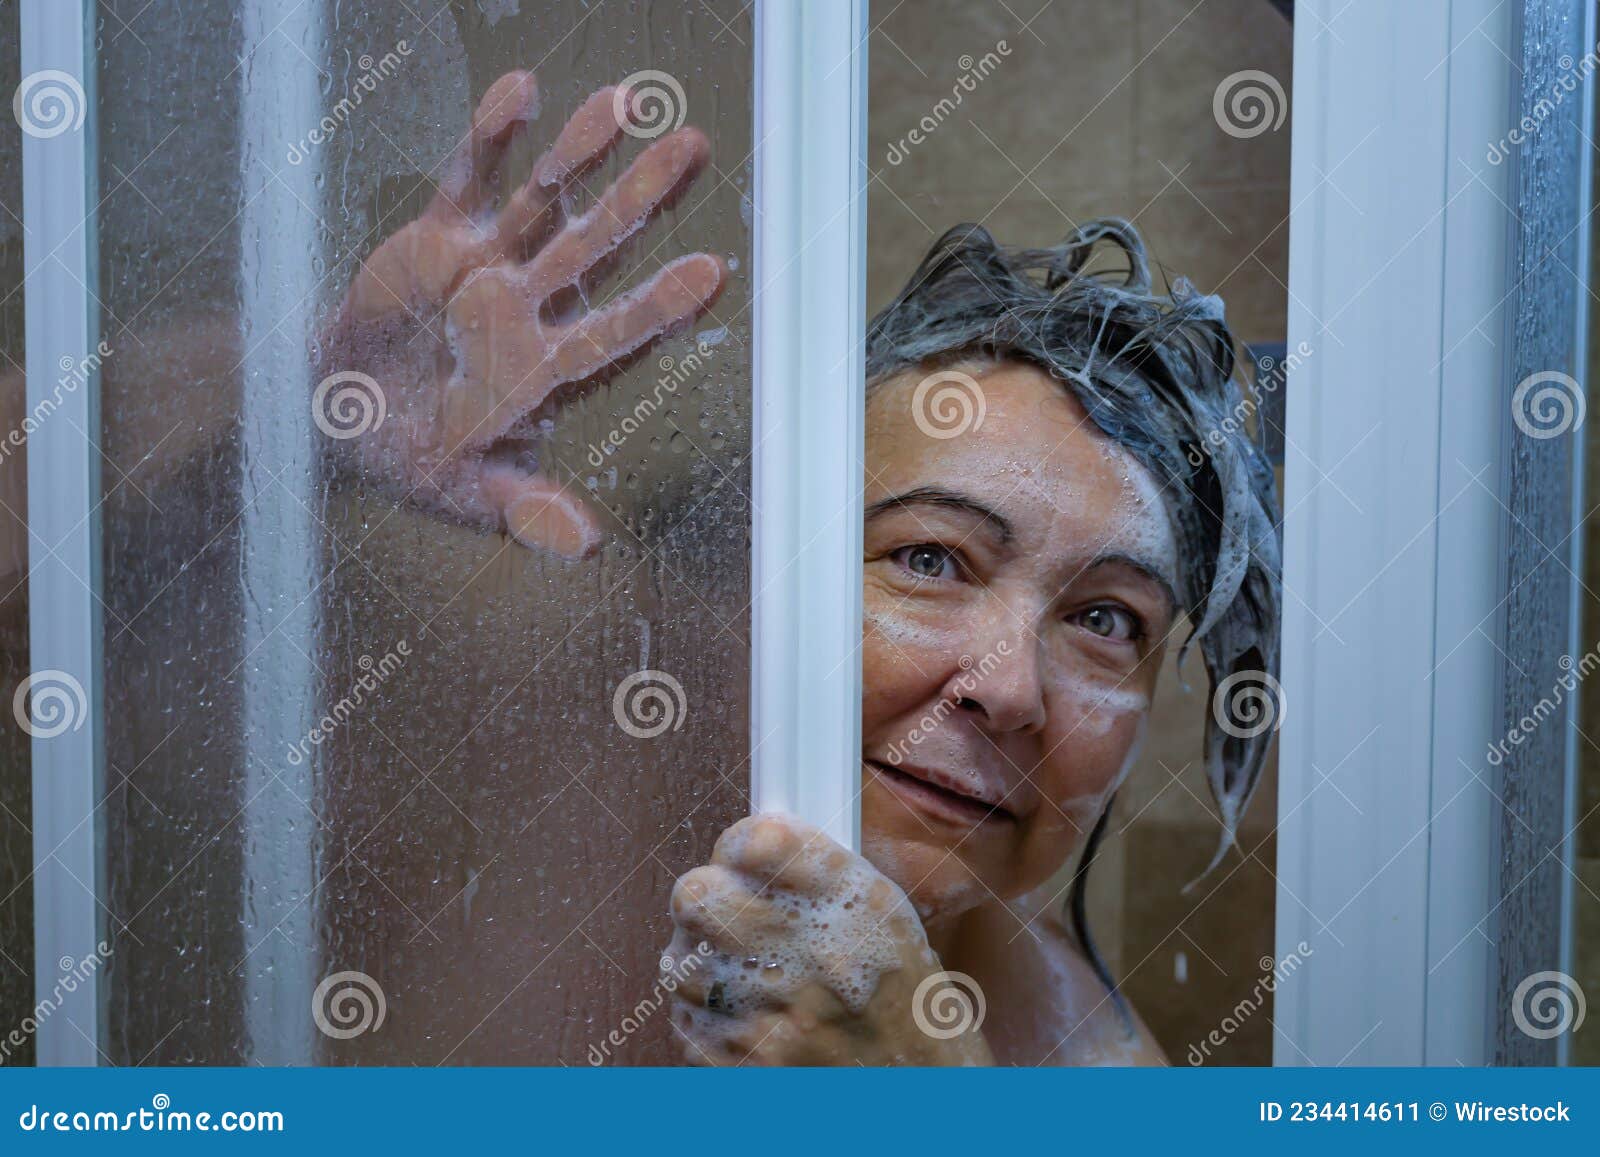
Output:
top-left (866, 361), bottom-right (1179, 582)
top-left (867, 362), bottom-right (1149, 500)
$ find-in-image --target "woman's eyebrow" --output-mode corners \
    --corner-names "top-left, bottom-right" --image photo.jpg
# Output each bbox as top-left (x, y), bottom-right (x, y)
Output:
top-left (864, 485), bottom-right (1014, 543)
top-left (1081, 550), bottom-right (1180, 616)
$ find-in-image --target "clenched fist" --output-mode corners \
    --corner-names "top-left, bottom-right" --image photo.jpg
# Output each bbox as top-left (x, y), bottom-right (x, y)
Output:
top-left (664, 814), bottom-right (995, 1066)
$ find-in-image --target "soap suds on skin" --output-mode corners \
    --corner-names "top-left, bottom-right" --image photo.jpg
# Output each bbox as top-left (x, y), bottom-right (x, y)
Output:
top-left (668, 820), bottom-right (938, 1052)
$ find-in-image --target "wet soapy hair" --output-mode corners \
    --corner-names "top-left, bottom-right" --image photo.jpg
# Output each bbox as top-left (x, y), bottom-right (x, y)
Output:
top-left (866, 219), bottom-right (1283, 984)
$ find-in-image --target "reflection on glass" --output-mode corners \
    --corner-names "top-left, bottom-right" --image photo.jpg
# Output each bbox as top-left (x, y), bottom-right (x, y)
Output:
top-left (96, 0), bottom-right (751, 1064)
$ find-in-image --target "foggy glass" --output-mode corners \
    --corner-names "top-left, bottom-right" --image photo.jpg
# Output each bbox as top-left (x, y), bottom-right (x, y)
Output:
top-left (95, 0), bottom-right (751, 1064)
top-left (0, 0), bottom-right (33, 1068)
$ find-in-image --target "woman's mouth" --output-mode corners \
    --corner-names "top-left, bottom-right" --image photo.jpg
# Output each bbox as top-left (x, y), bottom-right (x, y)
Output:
top-left (864, 758), bottom-right (1014, 827)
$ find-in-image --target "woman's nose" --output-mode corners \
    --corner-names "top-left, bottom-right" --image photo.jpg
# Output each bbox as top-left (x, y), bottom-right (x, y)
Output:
top-left (946, 631), bottom-right (1047, 735)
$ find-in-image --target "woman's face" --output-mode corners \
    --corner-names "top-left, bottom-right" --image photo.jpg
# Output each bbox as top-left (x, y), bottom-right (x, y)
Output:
top-left (860, 359), bottom-right (1179, 924)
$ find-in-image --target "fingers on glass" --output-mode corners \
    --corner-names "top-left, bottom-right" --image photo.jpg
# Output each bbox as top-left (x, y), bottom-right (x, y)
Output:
top-left (486, 467), bottom-right (603, 559)
top-left (548, 253), bottom-right (724, 385)
top-left (441, 250), bottom-right (720, 453)
top-left (521, 128), bottom-right (710, 295)
top-left (428, 70), bottom-right (540, 222)
top-left (492, 86), bottom-right (629, 257)
top-left (535, 85), bottom-right (625, 188)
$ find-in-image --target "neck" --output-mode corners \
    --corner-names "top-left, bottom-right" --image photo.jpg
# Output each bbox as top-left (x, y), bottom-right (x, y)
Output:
top-left (920, 899), bottom-right (995, 966)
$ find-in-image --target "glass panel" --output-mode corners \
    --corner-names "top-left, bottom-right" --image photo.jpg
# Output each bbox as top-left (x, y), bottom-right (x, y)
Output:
top-left (868, 0), bottom-right (1288, 1065)
top-left (0, 0), bottom-right (32, 1069)
top-left (95, 0), bottom-right (751, 1064)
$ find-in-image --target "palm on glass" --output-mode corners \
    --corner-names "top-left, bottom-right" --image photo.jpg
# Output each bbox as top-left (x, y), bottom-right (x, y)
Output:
top-left (321, 71), bottom-right (725, 558)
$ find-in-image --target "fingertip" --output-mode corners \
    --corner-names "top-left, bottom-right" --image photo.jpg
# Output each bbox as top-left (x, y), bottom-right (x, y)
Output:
top-left (670, 864), bottom-right (743, 934)
top-left (652, 126), bottom-right (711, 188)
top-left (687, 251), bottom-right (727, 296)
top-left (715, 812), bottom-right (808, 879)
top-left (537, 86), bottom-right (625, 187)
top-left (747, 816), bottom-right (800, 869)
top-left (475, 70), bottom-right (540, 140)
top-left (669, 867), bottom-right (712, 921)
top-left (709, 813), bottom-right (766, 866)
top-left (654, 253), bottom-right (726, 318)
top-left (670, 124), bottom-right (711, 164)
top-left (700, 253), bottom-right (728, 306)
top-left (628, 127), bottom-right (709, 192)
top-left (506, 482), bottom-right (602, 559)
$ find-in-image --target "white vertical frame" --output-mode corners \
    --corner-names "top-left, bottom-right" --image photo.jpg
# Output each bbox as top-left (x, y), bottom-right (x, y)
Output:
top-left (1424, 0), bottom-right (1519, 1067)
top-left (751, 0), bottom-right (868, 849)
top-left (238, 0), bottom-right (324, 1065)
top-left (21, 0), bottom-right (101, 1066)
top-left (1277, 0), bottom-right (1515, 1065)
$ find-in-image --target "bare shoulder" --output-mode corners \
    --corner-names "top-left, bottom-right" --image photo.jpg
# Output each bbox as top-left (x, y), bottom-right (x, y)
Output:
top-left (951, 899), bottom-right (1169, 1067)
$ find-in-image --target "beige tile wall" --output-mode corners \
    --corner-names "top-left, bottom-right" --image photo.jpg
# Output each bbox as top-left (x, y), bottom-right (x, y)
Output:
top-left (869, 0), bottom-right (1293, 1064)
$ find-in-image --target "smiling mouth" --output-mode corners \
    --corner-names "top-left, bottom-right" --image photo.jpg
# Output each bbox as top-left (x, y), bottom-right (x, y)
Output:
top-left (865, 759), bottom-right (1014, 827)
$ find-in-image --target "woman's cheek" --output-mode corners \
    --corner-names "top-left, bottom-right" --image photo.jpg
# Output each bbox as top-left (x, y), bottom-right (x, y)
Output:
top-left (862, 591), bottom-right (965, 649)
top-left (861, 601), bottom-right (964, 691)
top-left (1036, 659), bottom-right (1153, 804)
top-left (1018, 707), bottom-right (1149, 890)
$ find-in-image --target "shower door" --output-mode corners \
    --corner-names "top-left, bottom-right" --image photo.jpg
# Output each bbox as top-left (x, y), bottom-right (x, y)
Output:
top-left (102, 0), bottom-right (756, 1067)
top-left (15, 0), bottom-right (864, 1068)
top-left (16, 0), bottom-right (866, 1066)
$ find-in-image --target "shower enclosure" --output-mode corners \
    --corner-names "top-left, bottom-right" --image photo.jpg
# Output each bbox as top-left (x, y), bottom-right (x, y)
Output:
top-left (5, 0), bottom-right (1596, 1067)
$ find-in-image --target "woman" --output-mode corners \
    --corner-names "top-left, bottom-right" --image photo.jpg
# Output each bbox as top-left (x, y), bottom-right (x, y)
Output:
top-left (661, 218), bottom-right (1281, 1065)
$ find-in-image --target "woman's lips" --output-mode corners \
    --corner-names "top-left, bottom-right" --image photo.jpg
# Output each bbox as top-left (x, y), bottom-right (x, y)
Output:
top-left (865, 759), bottom-right (1014, 827)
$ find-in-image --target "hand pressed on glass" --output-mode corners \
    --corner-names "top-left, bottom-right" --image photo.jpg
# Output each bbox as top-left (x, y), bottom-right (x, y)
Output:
top-left (322, 70), bottom-right (725, 558)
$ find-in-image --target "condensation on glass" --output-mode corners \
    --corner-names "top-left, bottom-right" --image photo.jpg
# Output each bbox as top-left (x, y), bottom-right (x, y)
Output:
top-left (0, 0), bottom-right (33, 1069)
top-left (96, 0), bottom-right (751, 1064)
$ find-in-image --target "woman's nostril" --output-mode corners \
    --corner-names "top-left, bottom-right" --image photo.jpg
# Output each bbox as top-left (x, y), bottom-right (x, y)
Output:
top-left (956, 696), bottom-right (983, 714)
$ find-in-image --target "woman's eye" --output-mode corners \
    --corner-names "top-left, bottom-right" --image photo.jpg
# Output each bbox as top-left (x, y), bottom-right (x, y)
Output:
top-left (1075, 605), bottom-right (1141, 642)
top-left (893, 544), bottom-right (959, 581)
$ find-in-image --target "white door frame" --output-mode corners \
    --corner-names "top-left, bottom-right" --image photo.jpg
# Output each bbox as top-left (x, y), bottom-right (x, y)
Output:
top-left (21, 0), bottom-right (102, 1068)
top-left (750, 0), bottom-right (868, 851)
